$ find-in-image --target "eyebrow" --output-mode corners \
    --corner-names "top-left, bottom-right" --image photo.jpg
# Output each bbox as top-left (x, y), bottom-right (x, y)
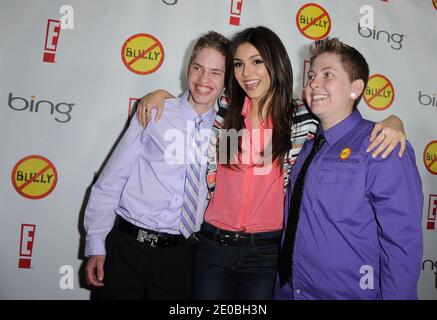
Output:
top-left (233, 54), bottom-right (262, 61)
top-left (310, 66), bottom-right (336, 71)
top-left (307, 66), bottom-right (336, 73)
top-left (192, 62), bottom-right (224, 73)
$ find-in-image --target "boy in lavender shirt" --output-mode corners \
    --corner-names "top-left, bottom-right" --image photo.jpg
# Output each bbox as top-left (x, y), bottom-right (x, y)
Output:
top-left (83, 31), bottom-right (229, 299)
top-left (276, 38), bottom-right (423, 300)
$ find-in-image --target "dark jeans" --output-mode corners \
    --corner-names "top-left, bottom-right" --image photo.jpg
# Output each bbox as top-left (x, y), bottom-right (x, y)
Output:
top-left (192, 223), bottom-right (280, 300)
top-left (101, 226), bottom-right (197, 300)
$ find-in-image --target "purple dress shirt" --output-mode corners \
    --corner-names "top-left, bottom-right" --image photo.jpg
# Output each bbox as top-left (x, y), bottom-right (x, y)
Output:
top-left (84, 91), bottom-right (215, 256)
top-left (274, 110), bottom-right (423, 300)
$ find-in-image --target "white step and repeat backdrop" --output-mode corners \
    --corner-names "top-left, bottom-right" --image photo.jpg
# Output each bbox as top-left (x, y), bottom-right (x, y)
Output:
top-left (0, 0), bottom-right (436, 299)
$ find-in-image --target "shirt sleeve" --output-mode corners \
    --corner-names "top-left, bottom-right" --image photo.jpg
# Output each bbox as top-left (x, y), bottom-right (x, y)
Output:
top-left (366, 142), bottom-right (423, 299)
top-left (84, 116), bottom-right (149, 256)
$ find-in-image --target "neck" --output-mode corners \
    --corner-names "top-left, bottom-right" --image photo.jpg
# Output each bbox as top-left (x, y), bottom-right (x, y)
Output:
top-left (320, 110), bottom-right (353, 131)
top-left (187, 96), bottom-right (214, 115)
top-left (249, 96), bottom-right (269, 123)
top-left (191, 104), bottom-right (214, 115)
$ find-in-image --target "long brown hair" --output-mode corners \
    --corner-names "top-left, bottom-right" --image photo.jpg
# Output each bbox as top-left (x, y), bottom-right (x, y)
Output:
top-left (222, 26), bottom-right (295, 167)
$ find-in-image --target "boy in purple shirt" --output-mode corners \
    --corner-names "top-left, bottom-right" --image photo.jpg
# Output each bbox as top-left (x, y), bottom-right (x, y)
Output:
top-left (275, 38), bottom-right (423, 300)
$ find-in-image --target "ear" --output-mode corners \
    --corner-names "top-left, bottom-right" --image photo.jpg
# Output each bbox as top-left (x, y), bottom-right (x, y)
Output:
top-left (350, 79), bottom-right (365, 100)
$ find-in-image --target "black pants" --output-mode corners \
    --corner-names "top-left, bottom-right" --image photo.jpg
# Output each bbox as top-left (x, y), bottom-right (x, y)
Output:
top-left (101, 226), bottom-right (197, 300)
top-left (192, 223), bottom-right (280, 300)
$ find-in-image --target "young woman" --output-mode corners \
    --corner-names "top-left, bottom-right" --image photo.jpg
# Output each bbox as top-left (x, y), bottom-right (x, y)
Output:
top-left (136, 27), bottom-right (406, 300)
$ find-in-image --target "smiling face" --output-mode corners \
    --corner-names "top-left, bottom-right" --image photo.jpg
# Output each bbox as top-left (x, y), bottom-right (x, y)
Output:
top-left (305, 52), bottom-right (364, 130)
top-left (187, 47), bottom-right (225, 114)
top-left (233, 42), bottom-right (271, 107)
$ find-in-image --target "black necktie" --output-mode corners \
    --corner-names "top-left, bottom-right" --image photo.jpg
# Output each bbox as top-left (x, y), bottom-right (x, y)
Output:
top-left (278, 134), bottom-right (326, 287)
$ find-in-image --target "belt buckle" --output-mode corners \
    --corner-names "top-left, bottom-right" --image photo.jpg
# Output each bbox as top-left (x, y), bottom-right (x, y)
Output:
top-left (137, 229), bottom-right (159, 247)
top-left (218, 233), bottom-right (239, 247)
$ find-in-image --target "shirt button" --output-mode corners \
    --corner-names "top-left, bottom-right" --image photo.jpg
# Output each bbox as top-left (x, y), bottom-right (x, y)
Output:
top-left (296, 289), bottom-right (301, 294)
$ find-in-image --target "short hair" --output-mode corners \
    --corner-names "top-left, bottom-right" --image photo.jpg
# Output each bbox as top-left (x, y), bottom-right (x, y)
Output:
top-left (188, 31), bottom-right (230, 66)
top-left (309, 37), bottom-right (369, 108)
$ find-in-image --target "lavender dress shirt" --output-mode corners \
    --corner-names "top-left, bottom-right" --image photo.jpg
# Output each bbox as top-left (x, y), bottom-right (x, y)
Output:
top-left (84, 91), bottom-right (215, 256)
top-left (274, 110), bottom-right (423, 300)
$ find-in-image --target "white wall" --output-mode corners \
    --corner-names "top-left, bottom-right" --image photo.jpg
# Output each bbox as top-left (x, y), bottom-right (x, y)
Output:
top-left (0, 0), bottom-right (436, 299)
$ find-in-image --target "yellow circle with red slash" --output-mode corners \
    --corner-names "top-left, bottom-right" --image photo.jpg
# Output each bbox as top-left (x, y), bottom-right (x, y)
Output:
top-left (363, 74), bottom-right (395, 111)
top-left (296, 3), bottom-right (331, 40)
top-left (11, 155), bottom-right (58, 199)
top-left (423, 141), bottom-right (437, 175)
top-left (121, 33), bottom-right (165, 75)
top-left (340, 148), bottom-right (352, 160)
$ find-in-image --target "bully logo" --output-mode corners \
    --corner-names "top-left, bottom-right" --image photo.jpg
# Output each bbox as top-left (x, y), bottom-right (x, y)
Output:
top-left (121, 34), bottom-right (165, 75)
top-left (423, 141), bottom-right (437, 175)
top-left (296, 3), bottom-right (331, 40)
top-left (11, 155), bottom-right (58, 200)
top-left (340, 148), bottom-right (352, 160)
top-left (18, 224), bottom-right (36, 269)
top-left (363, 74), bottom-right (395, 111)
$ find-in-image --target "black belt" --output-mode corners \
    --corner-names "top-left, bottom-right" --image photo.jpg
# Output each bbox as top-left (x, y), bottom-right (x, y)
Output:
top-left (115, 216), bottom-right (188, 248)
top-left (200, 222), bottom-right (281, 247)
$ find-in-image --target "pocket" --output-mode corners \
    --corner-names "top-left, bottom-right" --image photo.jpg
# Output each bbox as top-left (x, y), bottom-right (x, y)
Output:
top-left (314, 159), bottom-right (360, 221)
top-left (316, 159), bottom-right (359, 184)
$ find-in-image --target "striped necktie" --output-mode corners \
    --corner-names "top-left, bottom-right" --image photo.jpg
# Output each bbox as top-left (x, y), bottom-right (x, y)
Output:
top-left (180, 116), bottom-right (203, 238)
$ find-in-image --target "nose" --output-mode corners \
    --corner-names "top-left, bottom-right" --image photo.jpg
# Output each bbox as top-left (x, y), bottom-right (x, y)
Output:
top-left (309, 76), bottom-right (321, 89)
top-left (242, 64), bottom-right (251, 77)
top-left (199, 70), bottom-right (209, 83)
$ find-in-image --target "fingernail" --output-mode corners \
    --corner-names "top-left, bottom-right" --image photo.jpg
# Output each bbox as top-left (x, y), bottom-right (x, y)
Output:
top-left (372, 154), bottom-right (377, 158)
top-left (366, 148), bottom-right (370, 153)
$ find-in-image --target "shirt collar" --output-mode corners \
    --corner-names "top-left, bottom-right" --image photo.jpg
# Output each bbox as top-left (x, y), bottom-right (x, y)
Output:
top-left (240, 96), bottom-right (273, 128)
top-left (180, 90), bottom-right (216, 129)
top-left (241, 96), bottom-right (251, 117)
top-left (317, 109), bottom-right (363, 145)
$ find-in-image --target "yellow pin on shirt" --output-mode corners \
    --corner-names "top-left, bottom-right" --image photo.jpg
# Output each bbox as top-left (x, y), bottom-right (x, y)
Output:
top-left (340, 148), bottom-right (352, 160)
